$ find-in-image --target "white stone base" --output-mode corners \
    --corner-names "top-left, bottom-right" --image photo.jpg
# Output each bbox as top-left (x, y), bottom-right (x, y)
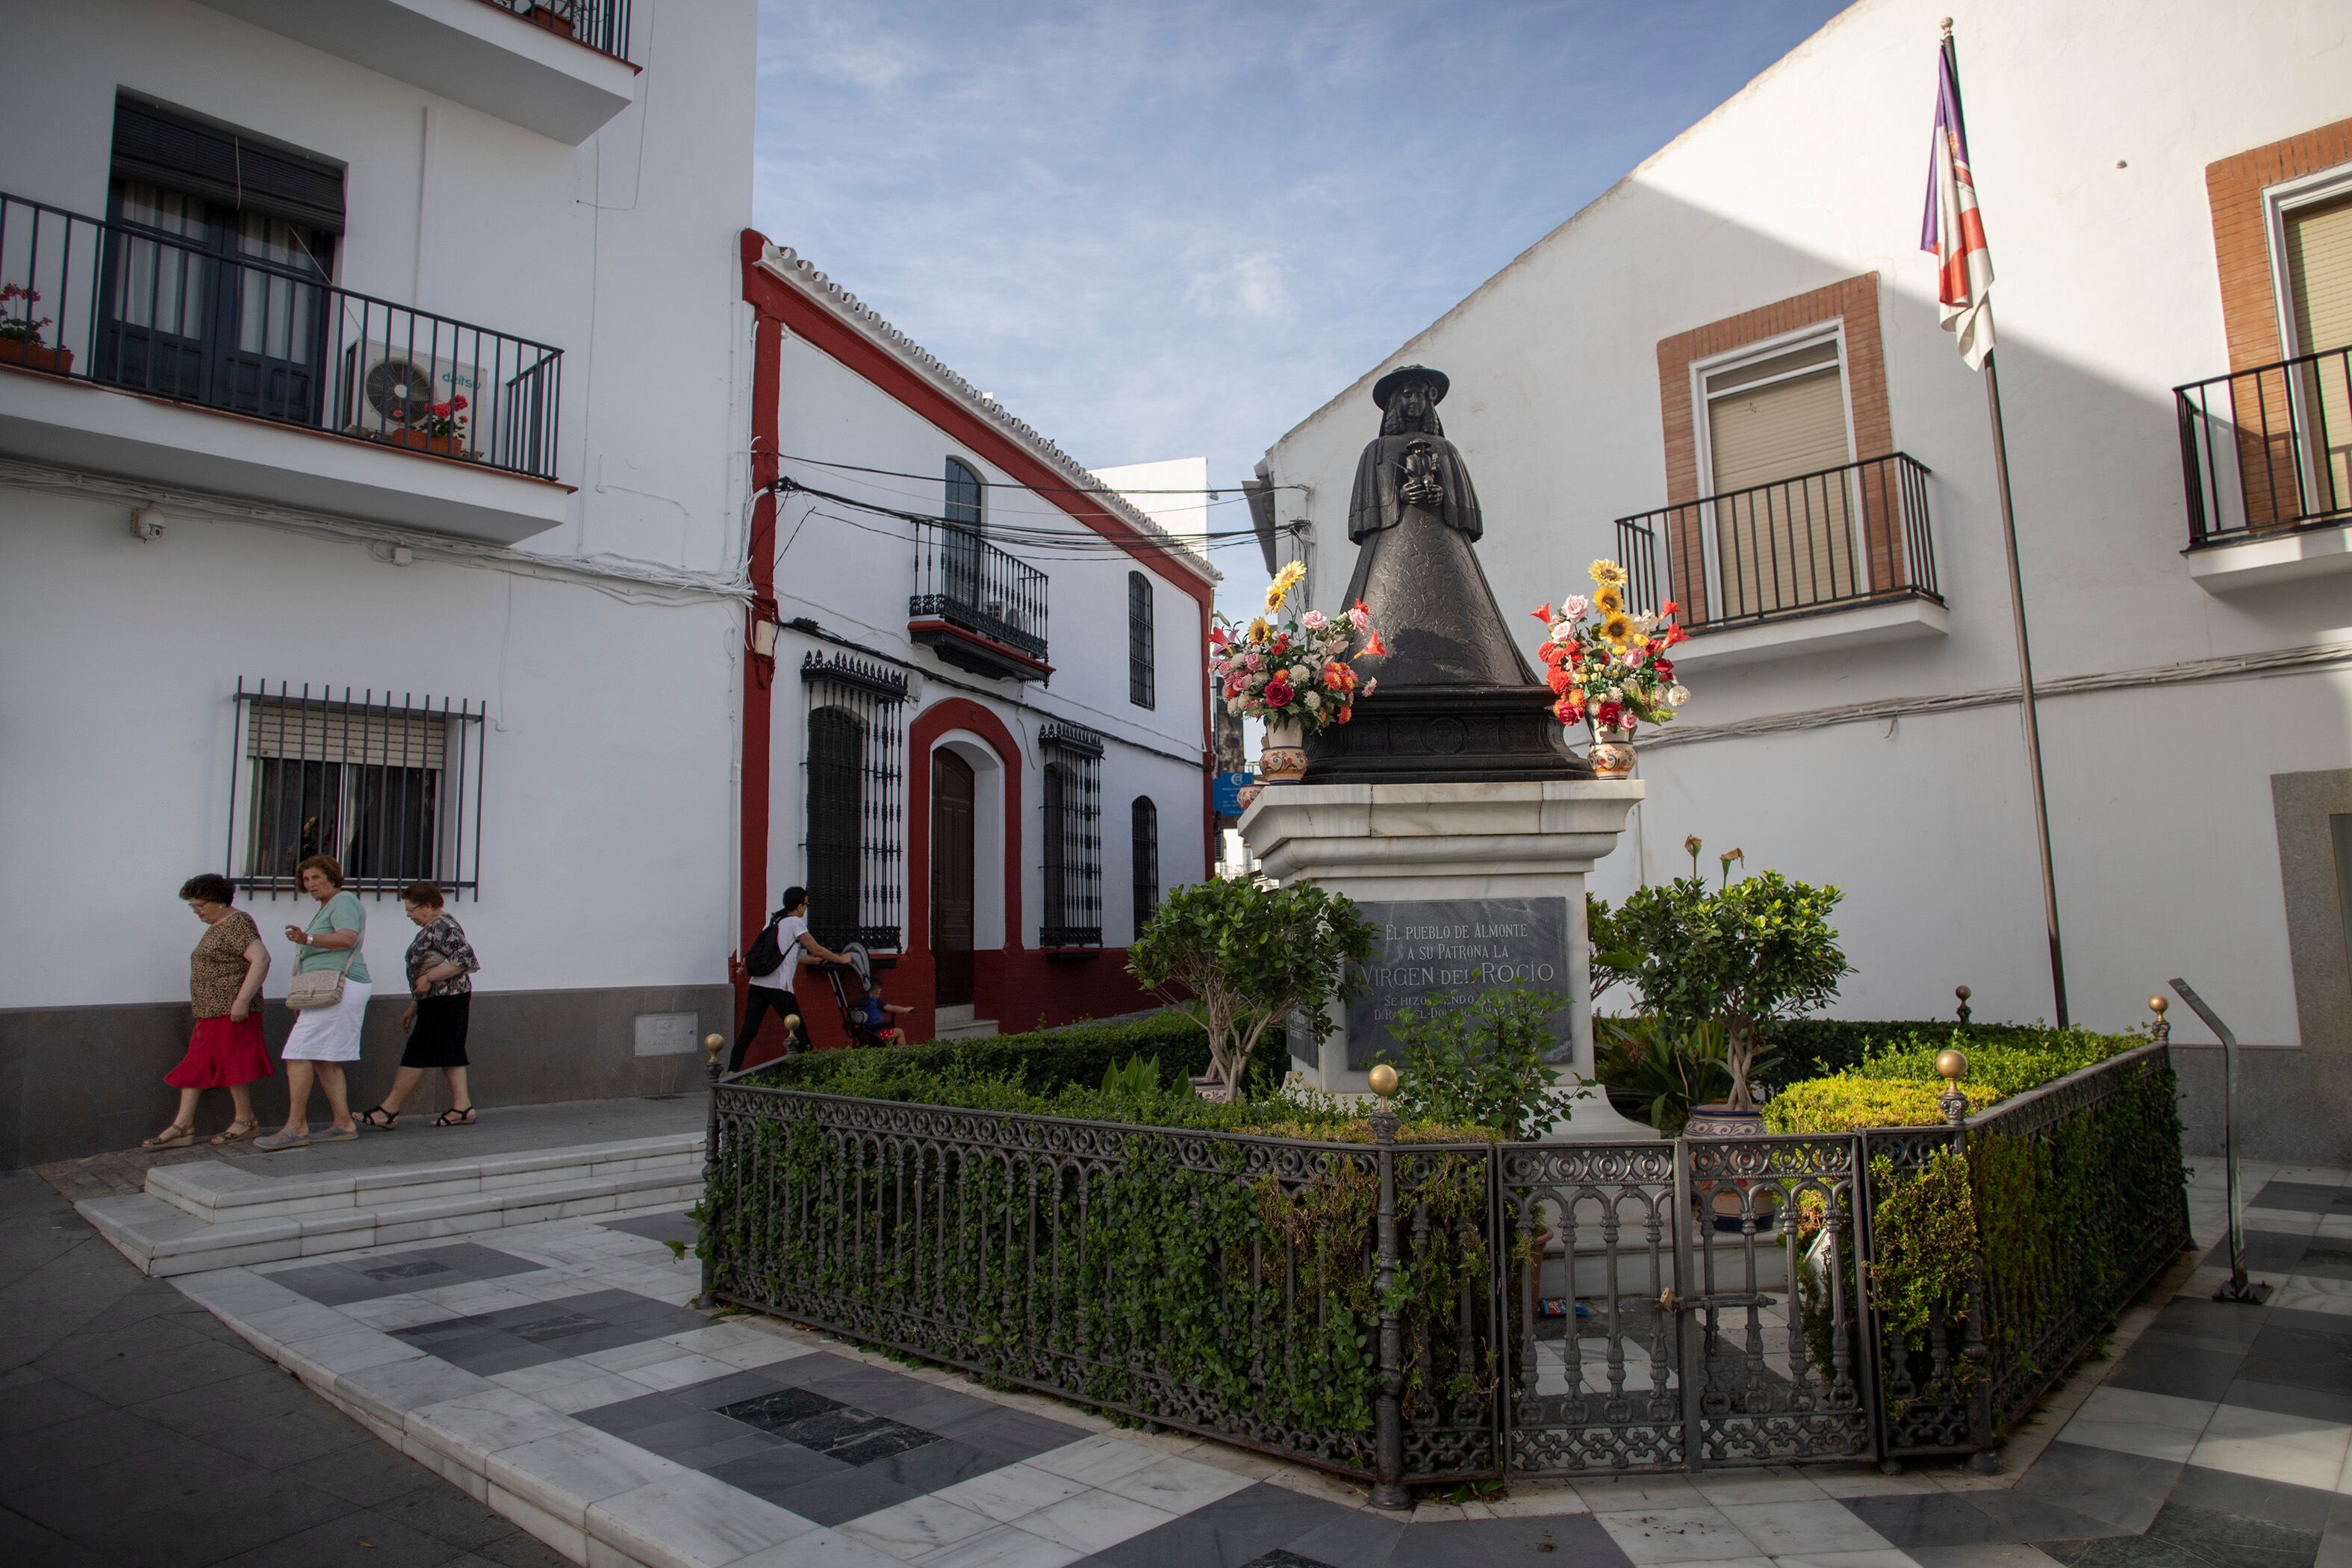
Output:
top-left (1240, 778), bottom-right (1659, 1141)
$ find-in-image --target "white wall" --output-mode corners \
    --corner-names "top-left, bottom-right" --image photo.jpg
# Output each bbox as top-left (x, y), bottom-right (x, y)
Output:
top-left (769, 333), bottom-right (1212, 947)
top-left (0, 0), bottom-right (757, 1007)
top-left (1262, 0), bottom-right (2352, 1042)
top-left (1098, 457), bottom-right (1211, 552)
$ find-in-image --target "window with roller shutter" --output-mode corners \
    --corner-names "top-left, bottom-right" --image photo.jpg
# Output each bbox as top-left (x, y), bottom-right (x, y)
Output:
top-left (1699, 335), bottom-right (1858, 621)
top-left (2283, 190), bottom-right (2352, 511)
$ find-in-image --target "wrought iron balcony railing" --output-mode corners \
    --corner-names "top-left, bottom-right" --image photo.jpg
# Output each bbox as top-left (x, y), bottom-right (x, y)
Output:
top-left (2175, 346), bottom-right (2352, 547)
top-left (0, 190), bottom-right (561, 481)
top-left (479, 0), bottom-right (634, 62)
top-left (909, 520), bottom-right (1051, 677)
top-left (1617, 451), bottom-right (1939, 630)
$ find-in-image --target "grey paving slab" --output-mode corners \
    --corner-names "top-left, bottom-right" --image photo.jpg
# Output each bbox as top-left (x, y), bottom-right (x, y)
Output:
top-left (600, 1210), bottom-right (697, 1246)
top-left (0, 1169), bottom-right (567, 1568)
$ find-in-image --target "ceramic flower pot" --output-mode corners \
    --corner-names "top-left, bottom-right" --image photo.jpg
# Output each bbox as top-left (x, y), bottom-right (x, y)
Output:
top-left (1683, 1102), bottom-right (1779, 1232)
top-left (1587, 724), bottom-right (1635, 780)
top-left (378, 426), bottom-right (467, 457)
top-left (1260, 718), bottom-right (1308, 785)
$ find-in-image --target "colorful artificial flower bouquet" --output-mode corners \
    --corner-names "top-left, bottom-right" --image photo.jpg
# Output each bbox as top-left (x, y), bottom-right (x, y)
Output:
top-left (1209, 561), bottom-right (1387, 732)
top-left (1532, 559), bottom-right (1692, 738)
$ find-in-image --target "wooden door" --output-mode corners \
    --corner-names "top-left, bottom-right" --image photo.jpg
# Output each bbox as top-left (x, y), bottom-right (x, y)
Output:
top-left (931, 750), bottom-right (976, 1007)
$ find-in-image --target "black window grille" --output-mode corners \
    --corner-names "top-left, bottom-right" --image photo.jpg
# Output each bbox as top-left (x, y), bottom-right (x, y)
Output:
top-left (227, 680), bottom-right (485, 897)
top-left (1130, 796), bottom-right (1160, 940)
top-left (1039, 721), bottom-right (1104, 948)
top-left (1127, 570), bottom-right (1155, 709)
top-left (801, 653), bottom-right (906, 951)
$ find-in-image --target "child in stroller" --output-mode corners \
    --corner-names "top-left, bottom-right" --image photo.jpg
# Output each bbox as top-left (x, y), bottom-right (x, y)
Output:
top-left (819, 945), bottom-right (916, 1048)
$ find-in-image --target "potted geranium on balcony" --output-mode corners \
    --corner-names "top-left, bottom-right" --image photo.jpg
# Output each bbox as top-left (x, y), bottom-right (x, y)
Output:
top-left (1209, 561), bottom-right (1386, 793)
top-left (0, 284), bottom-right (72, 374)
top-left (526, 0), bottom-right (578, 38)
top-left (1532, 559), bottom-right (1690, 778)
top-left (385, 394), bottom-right (469, 458)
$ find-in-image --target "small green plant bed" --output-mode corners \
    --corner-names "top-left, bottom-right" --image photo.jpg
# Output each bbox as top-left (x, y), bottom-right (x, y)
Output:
top-left (1763, 1026), bottom-right (2141, 1133)
top-left (750, 1044), bottom-right (1495, 1145)
top-left (747, 1012), bottom-right (1231, 1095)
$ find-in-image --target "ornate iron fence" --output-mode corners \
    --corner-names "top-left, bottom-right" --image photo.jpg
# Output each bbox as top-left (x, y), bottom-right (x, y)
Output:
top-left (1864, 1042), bottom-right (2190, 1461)
top-left (704, 1044), bottom-right (2187, 1490)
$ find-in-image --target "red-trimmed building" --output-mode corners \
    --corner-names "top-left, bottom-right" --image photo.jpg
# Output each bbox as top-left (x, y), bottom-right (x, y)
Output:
top-left (734, 232), bottom-right (1216, 1061)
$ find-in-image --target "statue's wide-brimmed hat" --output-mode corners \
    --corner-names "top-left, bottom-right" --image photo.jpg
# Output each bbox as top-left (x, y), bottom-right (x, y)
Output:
top-left (1372, 364), bottom-right (1449, 410)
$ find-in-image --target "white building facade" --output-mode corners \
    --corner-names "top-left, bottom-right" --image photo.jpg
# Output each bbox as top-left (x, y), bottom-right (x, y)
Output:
top-left (738, 243), bottom-right (1215, 1057)
top-left (1260, 0), bottom-right (2352, 1159)
top-left (0, 0), bottom-right (760, 1164)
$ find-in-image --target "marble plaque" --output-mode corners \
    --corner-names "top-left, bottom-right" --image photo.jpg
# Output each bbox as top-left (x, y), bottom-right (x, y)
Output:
top-left (1345, 897), bottom-right (1571, 1070)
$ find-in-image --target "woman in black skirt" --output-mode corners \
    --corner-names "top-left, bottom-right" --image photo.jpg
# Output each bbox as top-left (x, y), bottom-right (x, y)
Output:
top-left (358, 882), bottom-right (481, 1128)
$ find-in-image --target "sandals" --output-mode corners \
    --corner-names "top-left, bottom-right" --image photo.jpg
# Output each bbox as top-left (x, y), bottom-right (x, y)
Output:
top-left (210, 1119), bottom-right (259, 1146)
top-left (432, 1107), bottom-right (476, 1128)
top-left (140, 1123), bottom-right (196, 1150)
top-left (254, 1128), bottom-right (310, 1152)
top-left (357, 1106), bottom-right (400, 1130)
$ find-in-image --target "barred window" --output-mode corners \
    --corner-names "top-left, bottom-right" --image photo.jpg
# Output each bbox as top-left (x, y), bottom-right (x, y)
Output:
top-left (801, 653), bottom-right (907, 951)
top-left (1130, 796), bottom-right (1159, 939)
top-left (1039, 721), bottom-right (1103, 948)
top-left (1127, 571), bottom-right (1155, 709)
top-left (229, 680), bottom-right (485, 896)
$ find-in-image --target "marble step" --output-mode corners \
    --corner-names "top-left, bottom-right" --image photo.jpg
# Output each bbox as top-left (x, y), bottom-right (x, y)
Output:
top-left (147, 1130), bottom-right (704, 1223)
top-left (78, 1135), bottom-right (707, 1278)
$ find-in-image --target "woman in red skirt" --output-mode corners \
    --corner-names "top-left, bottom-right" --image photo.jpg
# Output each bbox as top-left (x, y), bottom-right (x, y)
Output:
top-left (143, 874), bottom-right (275, 1147)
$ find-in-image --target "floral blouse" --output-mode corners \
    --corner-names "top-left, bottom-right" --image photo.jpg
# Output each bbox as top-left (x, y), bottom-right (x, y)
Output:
top-left (405, 913), bottom-right (479, 998)
top-left (190, 910), bottom-right (263, 1018)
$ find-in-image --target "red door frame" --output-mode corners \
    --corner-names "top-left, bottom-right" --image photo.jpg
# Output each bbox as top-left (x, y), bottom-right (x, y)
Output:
top-left (906, 700), bottom-right (1024, 1043)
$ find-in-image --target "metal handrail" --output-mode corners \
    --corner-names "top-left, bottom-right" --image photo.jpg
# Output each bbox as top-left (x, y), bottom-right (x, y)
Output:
top-left (0, 189), bottom-right (562, 481)
top-left (1616, 451), bottom-right (1938, 629)
top-left (2174, 344), bottom-right (2352, 546)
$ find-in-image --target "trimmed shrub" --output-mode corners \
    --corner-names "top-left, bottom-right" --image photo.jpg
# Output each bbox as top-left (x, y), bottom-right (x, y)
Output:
top-left (1764, 1027), bottom-right (2140, 1133)
top-left (750, 1012), bottom-right (1212, 1096)
top-left (1756, 1018), bottom-right (2082, 1089)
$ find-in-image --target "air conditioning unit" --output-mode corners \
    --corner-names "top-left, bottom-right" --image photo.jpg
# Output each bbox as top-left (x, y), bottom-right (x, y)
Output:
top-left (336, 342), bottom-right (496, 459)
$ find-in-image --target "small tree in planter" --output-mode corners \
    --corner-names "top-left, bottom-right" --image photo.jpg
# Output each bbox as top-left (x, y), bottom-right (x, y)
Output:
top-left (1127, 877), bottom-right (1376, 1098)
top-left (1388, 984), bottom-right (1588, 1139)
top-left (1613, 862), bottom-right (1849, 1113)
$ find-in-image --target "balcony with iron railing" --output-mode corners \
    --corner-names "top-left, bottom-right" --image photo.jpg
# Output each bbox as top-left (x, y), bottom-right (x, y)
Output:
top-left (2174, 346), bottom-right (2352, 591)
top-left (1614, 451), bottom-right (1945, 667)
top-left (908, 521), bottom-right (1052, 682)
top-left (193, 0), bottom-right (638, 144)
top-left (0, 190), bottom-right (568, 543)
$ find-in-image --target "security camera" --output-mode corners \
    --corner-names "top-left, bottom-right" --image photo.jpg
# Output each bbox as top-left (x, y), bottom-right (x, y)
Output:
top-left (130, 507), bottom-right (166, 542)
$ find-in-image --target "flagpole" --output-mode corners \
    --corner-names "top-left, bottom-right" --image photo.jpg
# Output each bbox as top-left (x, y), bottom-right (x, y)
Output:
top-left (1944, 19), bottom-right (2069, 1027)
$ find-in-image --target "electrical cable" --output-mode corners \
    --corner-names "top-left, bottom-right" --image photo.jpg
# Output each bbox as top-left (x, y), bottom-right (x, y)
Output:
top-left (782, 452), bottom-right (1297, 497)
top-left (774, 478), bottom-right (1295, 559)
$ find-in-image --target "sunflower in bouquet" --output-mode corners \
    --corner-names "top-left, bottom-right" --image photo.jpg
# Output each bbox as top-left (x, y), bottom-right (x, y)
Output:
top-left (1531, 559), bottom-right (1691, 738)
top-left (1207, 561), bottom-right (1389, 731)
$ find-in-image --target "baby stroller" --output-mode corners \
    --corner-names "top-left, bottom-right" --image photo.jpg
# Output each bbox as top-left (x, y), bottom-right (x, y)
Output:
top-left (815, 943), bottom-right (899, 1048)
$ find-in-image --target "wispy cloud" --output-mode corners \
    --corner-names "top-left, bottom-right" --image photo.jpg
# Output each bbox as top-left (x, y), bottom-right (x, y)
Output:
top-left (753, 0), bottom-right (1849, 598)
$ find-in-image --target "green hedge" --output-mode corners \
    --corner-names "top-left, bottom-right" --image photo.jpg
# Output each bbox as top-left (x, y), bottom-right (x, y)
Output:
top-left (1756, 1018), bottom-right (2092, 1089)
top-left (749, 1012), bottom-right (1213, 1095)
top-left (1764, 1027), bottom-right (2139, 1133)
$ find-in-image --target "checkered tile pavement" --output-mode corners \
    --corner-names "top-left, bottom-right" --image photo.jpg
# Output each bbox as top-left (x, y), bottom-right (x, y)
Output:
top-left (164, 1160), bottom-right (2352, 1567)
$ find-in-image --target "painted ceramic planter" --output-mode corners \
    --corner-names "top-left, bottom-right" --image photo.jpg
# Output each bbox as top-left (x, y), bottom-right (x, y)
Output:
top-left (1260, 718), bottom-right (1308, 785)
top-left (1587, 724), bottom-right (1635, 780)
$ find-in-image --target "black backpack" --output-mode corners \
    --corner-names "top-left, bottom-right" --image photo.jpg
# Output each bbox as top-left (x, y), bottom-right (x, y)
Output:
top-left (744, 915), bottom-right (785, 979)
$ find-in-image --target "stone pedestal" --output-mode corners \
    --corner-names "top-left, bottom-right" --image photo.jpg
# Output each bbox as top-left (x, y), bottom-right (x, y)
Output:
top-left (1240, 778), bottom-right (1658, 1140)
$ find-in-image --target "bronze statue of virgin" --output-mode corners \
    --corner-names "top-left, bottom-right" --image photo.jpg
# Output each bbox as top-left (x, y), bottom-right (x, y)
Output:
top-left (1307, 365), bottom-right (1589, 783)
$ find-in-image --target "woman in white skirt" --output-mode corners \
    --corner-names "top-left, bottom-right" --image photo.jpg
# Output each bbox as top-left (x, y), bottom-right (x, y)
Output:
top-left (256, 854), bottom-right (370, 1151)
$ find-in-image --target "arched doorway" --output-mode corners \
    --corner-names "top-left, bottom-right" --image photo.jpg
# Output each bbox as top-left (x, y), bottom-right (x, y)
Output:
top-left (931, 749), bottom-right (976, 1007)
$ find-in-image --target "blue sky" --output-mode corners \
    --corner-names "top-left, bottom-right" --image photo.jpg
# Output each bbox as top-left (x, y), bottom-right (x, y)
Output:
top-left (752, 0), bottom-right (1851, 580)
